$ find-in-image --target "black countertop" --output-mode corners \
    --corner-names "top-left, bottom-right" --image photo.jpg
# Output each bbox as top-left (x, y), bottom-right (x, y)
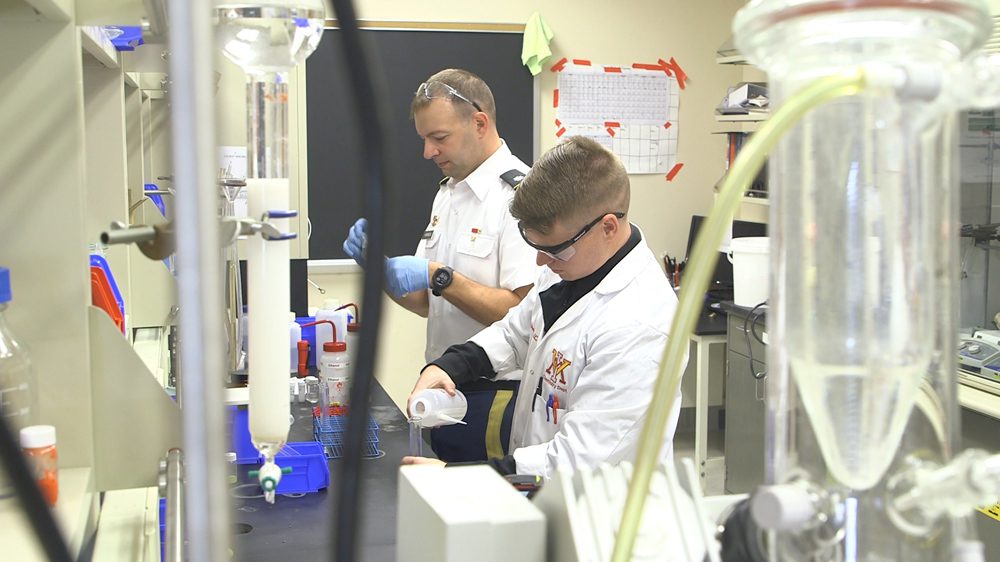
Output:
top-left (230, 380), bottom-right (423, 561)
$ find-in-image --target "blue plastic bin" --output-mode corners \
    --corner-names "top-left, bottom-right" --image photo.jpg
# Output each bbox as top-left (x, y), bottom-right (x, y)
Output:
top-left (257, 441), bottom-right (330, 494)
top-left (229, 406), bottom-right (259, 465)
top-left (158, 498), bottom-right (165, 561)
top-left (90, 254), bottom-right (125, 321)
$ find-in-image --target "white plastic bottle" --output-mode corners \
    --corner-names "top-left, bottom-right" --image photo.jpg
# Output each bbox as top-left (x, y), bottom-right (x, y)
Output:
top-left (408, 389), bottom-right (468, 428)
top-left (315, 299), bottom-right (349, 347)
top-left (346, 320), bottom-right (360, 375)
top-left (288, 312), bottom-right (301, 374)
top-left (0, 267), bottom-right (38, 499)
top-left (318, 341), bottom-right (350, 405)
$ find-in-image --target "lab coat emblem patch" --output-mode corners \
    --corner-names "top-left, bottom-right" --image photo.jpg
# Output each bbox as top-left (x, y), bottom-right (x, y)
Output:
top-left (546, 348), bottom-right (572, 385)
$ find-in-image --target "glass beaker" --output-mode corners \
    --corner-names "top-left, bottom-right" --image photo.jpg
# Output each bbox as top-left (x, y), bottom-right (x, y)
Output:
top-left (408, 416), bottom-right (424, 457)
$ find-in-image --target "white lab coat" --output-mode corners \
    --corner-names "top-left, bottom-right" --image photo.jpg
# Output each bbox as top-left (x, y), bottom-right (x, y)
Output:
top-left (469, 232), bottom-right (682, 479)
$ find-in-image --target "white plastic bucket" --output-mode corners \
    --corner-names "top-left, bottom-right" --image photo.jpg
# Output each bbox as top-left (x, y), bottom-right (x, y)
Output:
top-left (727, 237), bottom-right (769, 307)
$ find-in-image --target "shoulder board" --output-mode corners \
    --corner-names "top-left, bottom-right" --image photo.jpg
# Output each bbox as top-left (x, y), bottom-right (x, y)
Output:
top-left (499, 169), bottom-right (527, 189)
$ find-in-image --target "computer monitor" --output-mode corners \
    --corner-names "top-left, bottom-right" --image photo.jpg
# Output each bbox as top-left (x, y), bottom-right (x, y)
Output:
top-left (685, 215), bottom-right (767, 300)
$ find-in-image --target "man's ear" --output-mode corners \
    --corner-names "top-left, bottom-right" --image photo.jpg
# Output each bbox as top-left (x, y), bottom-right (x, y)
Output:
top-left (473, 111), bottom-right (489, 135)
top-left (602, 214), bottom-right (619, 236)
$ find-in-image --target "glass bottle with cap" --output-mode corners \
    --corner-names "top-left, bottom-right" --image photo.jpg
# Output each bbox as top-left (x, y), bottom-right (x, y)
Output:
top-left (0, 266), bottom-right (39, 500)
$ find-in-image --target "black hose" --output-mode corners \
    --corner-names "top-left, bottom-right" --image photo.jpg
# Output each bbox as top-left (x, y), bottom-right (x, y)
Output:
top-left (326, 1), bottom-right (396, 560)
top-left (0, 414), bottom-right (73, 562)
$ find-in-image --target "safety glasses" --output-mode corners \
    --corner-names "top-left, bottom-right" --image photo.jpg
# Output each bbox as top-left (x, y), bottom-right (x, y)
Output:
top-left (416, 81), bottom-right (483, 112)
top-left (519, 212), bottom-right (625, 261)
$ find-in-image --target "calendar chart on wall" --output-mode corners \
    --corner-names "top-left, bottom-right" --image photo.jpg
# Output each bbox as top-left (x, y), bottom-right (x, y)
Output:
top-left (555, 63), bottom-right (680, 174)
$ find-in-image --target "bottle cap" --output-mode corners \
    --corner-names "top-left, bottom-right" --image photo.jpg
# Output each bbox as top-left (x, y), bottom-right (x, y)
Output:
top-left (20, 425), bottom-right (56, 449)
top-left (323, 298), bottom-right (340, 310)
top-left (0, 267), bottom-right (10, 304)
top-left (323, 341), bottom-right (347, 353)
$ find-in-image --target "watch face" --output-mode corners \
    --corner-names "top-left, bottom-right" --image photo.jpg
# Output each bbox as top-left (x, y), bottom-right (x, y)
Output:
top-left (434, 268), bottom-right (450, 286)
top-left (432, 267), bottom-right (452, 295)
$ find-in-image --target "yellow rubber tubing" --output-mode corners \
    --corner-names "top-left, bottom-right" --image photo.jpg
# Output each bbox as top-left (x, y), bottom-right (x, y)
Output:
top-left (611, 68), bottom-right (868, 562)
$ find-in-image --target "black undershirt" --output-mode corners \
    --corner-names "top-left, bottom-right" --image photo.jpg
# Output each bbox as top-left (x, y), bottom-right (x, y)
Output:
top-left (427, 225), bottom-right (642, 475)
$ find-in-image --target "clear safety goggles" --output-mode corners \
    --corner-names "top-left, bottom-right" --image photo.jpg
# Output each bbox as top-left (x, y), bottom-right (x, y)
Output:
top-left (519, 212), bottom-right (625, 262)
top-left (416, 81), bottom-right (483, 112)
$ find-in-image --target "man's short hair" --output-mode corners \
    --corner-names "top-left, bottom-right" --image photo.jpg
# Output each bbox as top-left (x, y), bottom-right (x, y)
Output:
top-left (410, 68), bottom-right (497, 121)
top-left (511, 136), bottom-right (630, 233)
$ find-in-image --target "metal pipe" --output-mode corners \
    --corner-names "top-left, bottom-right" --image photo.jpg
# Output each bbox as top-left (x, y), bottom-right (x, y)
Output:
top-left (167, 1), bottom-right (231, 561)
top-left (163, 449), bottom-right (184, 562)
top-left (100, 225), bottom-right (156, 245)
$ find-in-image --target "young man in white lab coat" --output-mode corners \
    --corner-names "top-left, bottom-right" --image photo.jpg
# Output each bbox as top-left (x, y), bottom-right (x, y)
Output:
top-left (403, 136), bottom-right (682, 479)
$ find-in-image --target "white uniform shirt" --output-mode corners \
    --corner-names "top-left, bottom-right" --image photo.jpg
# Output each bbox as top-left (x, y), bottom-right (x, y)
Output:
top-left (469, 232), bottom-right (683, 479)
top-left (414, 141), bottom-right (539, 364)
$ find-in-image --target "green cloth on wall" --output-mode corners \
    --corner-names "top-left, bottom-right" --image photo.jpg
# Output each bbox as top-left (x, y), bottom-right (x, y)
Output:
top-left (521, 12), bottom-right (554, 76)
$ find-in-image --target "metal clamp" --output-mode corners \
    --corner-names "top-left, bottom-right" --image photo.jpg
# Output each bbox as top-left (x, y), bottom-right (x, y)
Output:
top-left (101, 221), bottom-right (176, 260)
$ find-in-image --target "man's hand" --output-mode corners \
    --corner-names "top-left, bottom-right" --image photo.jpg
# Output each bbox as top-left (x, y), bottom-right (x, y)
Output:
top-left (385, 256), bottom-right (430, 297)
top-left (406, 364), bottom-right (456, 416)
top-left (343, 218), bottom-right (367, 266)
top-left (401, 456), bottom-right (446, 467)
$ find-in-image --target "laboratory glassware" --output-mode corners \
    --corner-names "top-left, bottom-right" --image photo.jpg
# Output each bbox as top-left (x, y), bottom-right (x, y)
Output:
top-left (734, 0), bottom-right (990, 559)
top-left (215, 0), bottom-right (326, 501)
top-left (0, 267), bottom-right (38, 500)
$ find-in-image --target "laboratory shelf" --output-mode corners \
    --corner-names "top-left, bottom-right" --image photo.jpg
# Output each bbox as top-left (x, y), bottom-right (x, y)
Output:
top-left (715, 113), bottom-right (767, 122)
top-left (80, 25), bottom-right (119, 69)
top-left (959, 381), bottom-right (1000, 420)
top-left (7, 0), bottom-right (72, 22)
top-left (0, 467), bottom-right (96, 560)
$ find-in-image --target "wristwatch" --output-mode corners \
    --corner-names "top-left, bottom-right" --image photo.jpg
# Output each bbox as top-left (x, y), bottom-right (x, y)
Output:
top-left (431, 266), bottom-right (454, 296)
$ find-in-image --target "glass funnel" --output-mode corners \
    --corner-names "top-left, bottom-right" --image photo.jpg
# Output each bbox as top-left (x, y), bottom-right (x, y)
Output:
top-left (734, 0), bottom-right (989, 559)
top-left (215, 2), bottom-right (326, 178)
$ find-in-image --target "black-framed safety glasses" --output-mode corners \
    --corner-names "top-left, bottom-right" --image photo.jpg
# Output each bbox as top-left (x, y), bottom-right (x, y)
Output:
top-left (416, 81), bottom-right (483, 112)
top-left (519, 212), bottom-right (625, 262)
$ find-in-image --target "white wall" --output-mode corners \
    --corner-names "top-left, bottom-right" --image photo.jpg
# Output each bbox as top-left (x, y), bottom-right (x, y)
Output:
top-left (298, 1), bottom-right (750, 408)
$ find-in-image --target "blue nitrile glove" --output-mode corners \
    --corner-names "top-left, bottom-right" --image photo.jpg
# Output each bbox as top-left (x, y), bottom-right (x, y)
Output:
top-left (385, 256), bottom-right (430, 297)
top-left (342, 218), bottom-right (367, 266)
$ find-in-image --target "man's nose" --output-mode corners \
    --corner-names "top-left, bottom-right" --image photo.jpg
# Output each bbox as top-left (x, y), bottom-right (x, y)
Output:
top-left (423, 140), bottom-right (438, 160)
top-left (536, 251), bottom-right (554, 267)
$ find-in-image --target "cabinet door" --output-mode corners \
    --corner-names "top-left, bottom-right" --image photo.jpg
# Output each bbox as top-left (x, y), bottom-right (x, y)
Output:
top-left (727, 313), bottom-right (767, 361)
top-left (724, 350), bottom-right (767, 494)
